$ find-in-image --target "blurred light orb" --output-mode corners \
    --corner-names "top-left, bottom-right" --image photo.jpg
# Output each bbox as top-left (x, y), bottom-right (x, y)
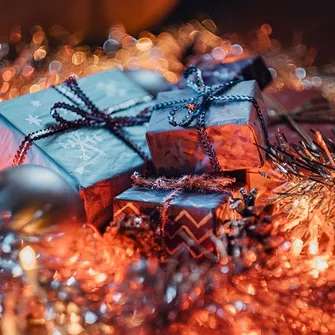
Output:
top-left (295, 67), bottom-right (306, 79)
top-left (32, 31), bottom-right (45, 45)
top-left (29, 84), bottom-right (41, 94)
top-left (311, 76), bottom-right (322, 87)
top-left (231, 44), bottom-right (243, 56)
top-left (0, 165), bottom-right (85, 236)
top-left (302, 79), bottom-right (313, 90)
top-left (148, 47), bottom-right (164, 58)
top-left (0, 43), bottom-right (9, 56)
top-left (49, 60), bottom-right (63, 74)
top-left (313, 256), bottom-right (328, 272)
top-left (260, 23), bottom-right (272, 35)
top-left (19, 246), bottom-right (36, 270)
top-left (103, 39), bottom-right (120, 54)
top-left (202, 19), bottom-right (217, 33)
top-left (136, 38), bottom-right (153, 52)
top-left (121, 36), bottom-right (137, 48)
top-left (211, 47), bottom-right (226, 61)
top-left (85, 311), bottom-right (98, 324)
top-left (22, 65), bottom-right (35, 78)
top-left (2, 69), bottom-right (15, 82)
top-left (127, 56), bottom-right (140, 69)
top-left (33, 47), bottom-right (47, 61)
top-left (72, 51), bottom-right (86, 66)
top-left (12, 264), bottom-right (23, 277)
top-left (269, 67), bottom-right (277, 79)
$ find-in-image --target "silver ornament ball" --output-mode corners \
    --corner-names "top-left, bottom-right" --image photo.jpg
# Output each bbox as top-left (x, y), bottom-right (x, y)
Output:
top-left (0, 165), bottom-right (86, 235)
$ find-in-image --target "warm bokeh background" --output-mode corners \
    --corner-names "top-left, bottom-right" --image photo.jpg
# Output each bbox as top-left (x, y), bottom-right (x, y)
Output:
top-left (162, 0), bottom-right (335, 65)
top-left (0, 0), bottom-right (334, 64)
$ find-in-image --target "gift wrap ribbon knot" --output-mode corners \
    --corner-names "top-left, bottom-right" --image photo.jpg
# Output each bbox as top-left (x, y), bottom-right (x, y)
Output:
top-left (132, 172), bottom-right (235, 226)
top-left (12, 76), bottom-right (152, 168)
top-left (153, 65), bottom-right (270, 173)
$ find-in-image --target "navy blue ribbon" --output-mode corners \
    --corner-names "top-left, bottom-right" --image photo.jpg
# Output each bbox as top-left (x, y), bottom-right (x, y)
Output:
top-left (13, 77), bottom-right (152, 167)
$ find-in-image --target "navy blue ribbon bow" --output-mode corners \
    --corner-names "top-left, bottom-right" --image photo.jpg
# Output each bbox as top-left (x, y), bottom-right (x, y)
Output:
top-left (153, 65), bottom-right (269, 173)
top-left (13, 77), bottom-right (152, 167)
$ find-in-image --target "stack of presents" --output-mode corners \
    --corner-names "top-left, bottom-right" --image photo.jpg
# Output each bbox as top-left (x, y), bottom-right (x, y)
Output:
top-left (0, 55), bottom-right (330, 259)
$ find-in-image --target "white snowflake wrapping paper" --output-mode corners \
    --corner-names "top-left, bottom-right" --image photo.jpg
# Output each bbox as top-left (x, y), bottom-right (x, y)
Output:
top-left (0, 70), bottom-right (153, 227)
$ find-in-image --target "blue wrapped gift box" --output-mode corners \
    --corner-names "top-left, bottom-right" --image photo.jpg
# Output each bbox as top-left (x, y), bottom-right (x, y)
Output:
top-left (0, 70), bottom-right (152, 227)
top-left (146, 80), bottom-right (268, 177)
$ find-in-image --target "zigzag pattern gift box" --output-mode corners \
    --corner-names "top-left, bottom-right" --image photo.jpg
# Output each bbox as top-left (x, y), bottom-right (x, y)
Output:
top-left (0, 70), bottom-right (152, 227)
top-left (113, 186), bottom-right (232, 259)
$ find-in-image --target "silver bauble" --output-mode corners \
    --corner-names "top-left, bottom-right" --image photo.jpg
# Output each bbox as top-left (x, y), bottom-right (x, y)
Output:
top-left (0, 165), bottom-right (86, 235)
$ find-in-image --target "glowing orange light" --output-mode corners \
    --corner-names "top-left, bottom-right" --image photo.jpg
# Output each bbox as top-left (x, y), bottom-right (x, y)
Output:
top-left (95, 273), bottom-right (107, 284)
top-left (22, 66), bottom-right (35, 78)
top-left (2, 69), bottom-right (15, 82)
top-left (292, 239), bottom-right (303, 256)
top-left (9, 88), bottom-right (19, 99)
top-left (136, 38), bottom-right (153, 52)
top-left (72, 51), bottom-right (87, 66)
top-left (29, 84), bottom-right (41, 94)
top-left (308, 240), bottom-right (318, 255)
top-left (67, 323), bottom-right (83, 335)
top-left (32, 31), bottom-right (45, 45)
top-left (224, 304), bottom-right (237, 316)
top-left (181, 297), bottom-right (191, 310)
top-left (19, 246), bottom-right (36, 271)
top-left (33, 48), bottom-right (47, 61)
top-left (312, 256), bottom-right (328, 272)
top-left (1, 82), bottom-right (9, 94)
top-left (245, 250), bottom-right (257, 263)
top-left (163, 71), bottom-right (178, 84)
top-left (246, 284), bottom-right (256, 295)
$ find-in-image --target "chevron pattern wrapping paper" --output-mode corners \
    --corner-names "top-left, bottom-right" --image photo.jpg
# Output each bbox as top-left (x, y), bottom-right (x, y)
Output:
top-left (113, 186), bottom-right (233, 259)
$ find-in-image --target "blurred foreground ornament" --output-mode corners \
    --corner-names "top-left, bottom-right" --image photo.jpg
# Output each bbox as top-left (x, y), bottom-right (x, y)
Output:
top-left (0, 165), bottom-right (85, 236)
top-left (106, 256), bottom-right (211, 331)
top-left (0, 166), bottom-right (87, 333)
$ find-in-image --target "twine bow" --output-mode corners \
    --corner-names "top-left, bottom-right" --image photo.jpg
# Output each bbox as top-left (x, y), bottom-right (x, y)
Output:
top-left (12, 77), bottom-right (152, 169)
top-left (153, 65), bottom-right (270, 173)
top-left (132, 172), bottom-right (235, 226)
